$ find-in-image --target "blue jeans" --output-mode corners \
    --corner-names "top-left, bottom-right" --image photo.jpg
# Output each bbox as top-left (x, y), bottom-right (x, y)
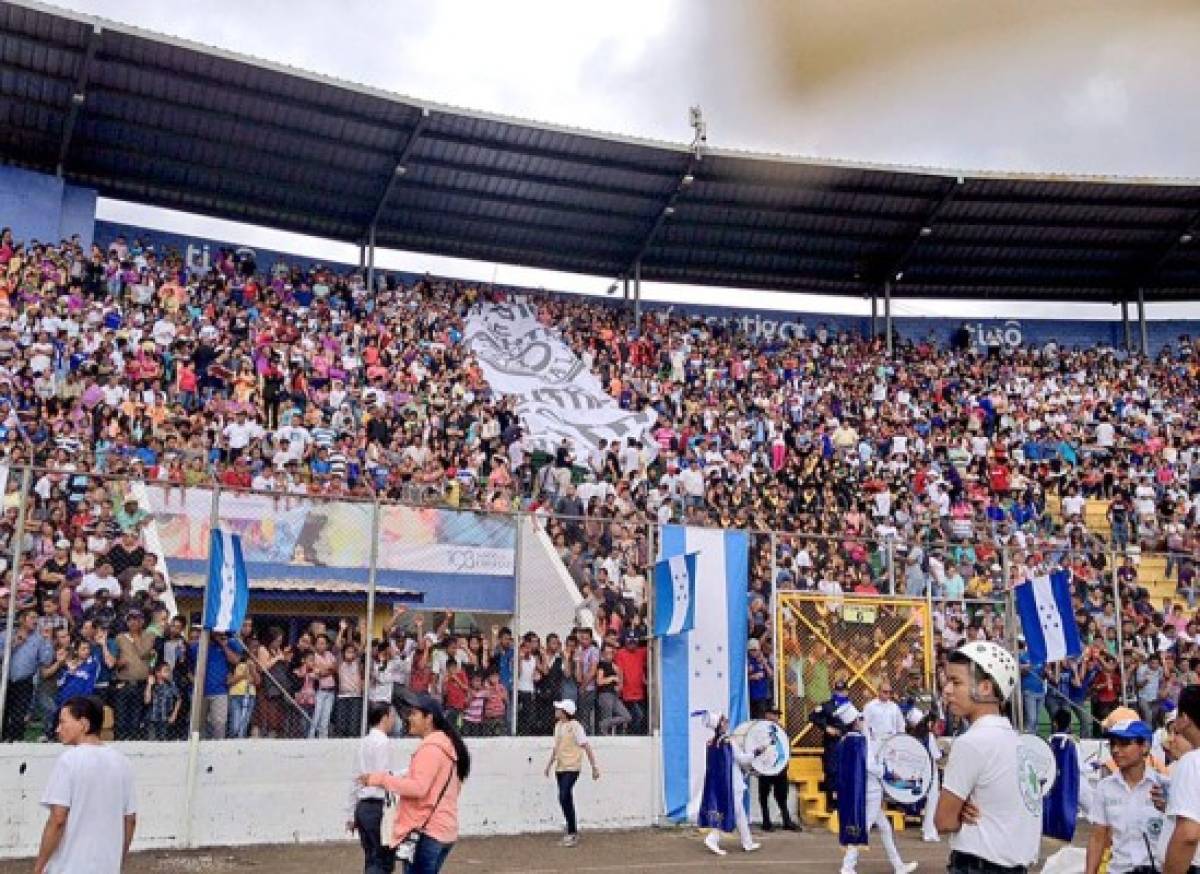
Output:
top-left (310, 690), bottom-right (335, 738)
top-left (405, 834), bottom-right (453, 874)
top-left (1022, 692), bottom-right (1044, 733)
top-left (228, 695), bottom-right (254, 738)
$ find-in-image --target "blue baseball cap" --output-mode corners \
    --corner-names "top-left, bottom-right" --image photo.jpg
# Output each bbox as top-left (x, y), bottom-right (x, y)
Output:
top-left (1106, 719), bottom-right (1152, 741)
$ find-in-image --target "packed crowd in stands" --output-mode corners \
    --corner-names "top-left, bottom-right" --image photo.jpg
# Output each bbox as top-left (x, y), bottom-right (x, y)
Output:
top-left (1, 226), bottom-right (1200, 742)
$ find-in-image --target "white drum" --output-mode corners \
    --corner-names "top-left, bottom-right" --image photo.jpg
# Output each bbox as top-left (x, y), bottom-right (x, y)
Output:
top-left (878, 733), bottom-right (934, 803)
top-left (730, 719), bottom-right (791, 776)
top-left (1016, 733), bottom-right (1058, 799)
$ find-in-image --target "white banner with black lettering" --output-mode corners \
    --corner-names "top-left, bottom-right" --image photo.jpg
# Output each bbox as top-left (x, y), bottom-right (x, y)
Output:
top-left (465, 300), bottom-right (657, 455)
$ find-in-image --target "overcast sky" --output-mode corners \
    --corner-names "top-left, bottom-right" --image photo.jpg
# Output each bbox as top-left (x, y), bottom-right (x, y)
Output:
top-left (60, 0), bottom-right (1200, 320)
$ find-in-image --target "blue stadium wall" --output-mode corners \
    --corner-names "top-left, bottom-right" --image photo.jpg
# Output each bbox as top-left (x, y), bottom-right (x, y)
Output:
top-left (95, 219), bottom-right (1200, 356)
top-left (1, 165), bottom-right (96, 249)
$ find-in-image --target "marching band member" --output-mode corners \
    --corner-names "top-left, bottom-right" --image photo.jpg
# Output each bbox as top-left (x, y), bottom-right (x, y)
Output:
top-left (1085, 718), bottom-right (1166, 874)
top-left (906, 707), bottom-right (943, 843)
top-left (696, 711), bottom-right (761, 856)
top-left (1043, 708), bottom-right (1081, 843)
top-left (936, 641), bottom-right (1042, 874)
top-left (835, 701), bottom-right (919, 874)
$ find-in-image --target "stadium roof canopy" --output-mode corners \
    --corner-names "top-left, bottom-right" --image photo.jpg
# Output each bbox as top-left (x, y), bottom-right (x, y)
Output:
top-left (3, 1), bottom-right (1200, 303)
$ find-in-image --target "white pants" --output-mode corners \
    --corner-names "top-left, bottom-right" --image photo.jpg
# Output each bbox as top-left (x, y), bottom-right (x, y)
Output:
top-left (842, 797), bottom-right (904, 873)
top-left (705, 802), bottom-right (754, 850)
top-left (922, 766), bottom-right (941, 839)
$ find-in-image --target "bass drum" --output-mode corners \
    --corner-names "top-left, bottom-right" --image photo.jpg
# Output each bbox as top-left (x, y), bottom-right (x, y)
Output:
top-left (730, 719), bottom-right (791, 776)
top-left (878, 733), bottom-right (934, 804)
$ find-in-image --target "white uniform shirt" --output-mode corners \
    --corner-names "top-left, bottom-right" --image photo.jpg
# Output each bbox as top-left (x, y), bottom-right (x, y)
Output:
top-left (40, 743), bottom-right (137, 874)
top-left (942, 714), bottom-right (1042, 867)
top-left (1094, 767), bottom-right (1167, 873)
top-left (1160, 747), bottom-right (1200, 868)
top-left (862, 698), bottom-right (905, 744)
top-left (347, 727), bottom-right (392, 818)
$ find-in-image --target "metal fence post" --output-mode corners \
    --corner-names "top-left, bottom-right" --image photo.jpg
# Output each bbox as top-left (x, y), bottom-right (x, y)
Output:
top-left (360, 498), bottom-right (382, 737)
top-left (0, 465), bottom-right (33, 740)
top-left (184, 483), bottom-right (220, 848)
top-left (647, 518), bottom-right (662, 824)
top-left (769, 532), bottom-right (780, 705)
top-left (1001, 545), bottom-right (1024, 731)
top-left (510, 511), bottom-right (523, 736)
top-left (1110, 545), bottom-right (1128, 705)
top-left (886, 537), bottom-right (896, 595)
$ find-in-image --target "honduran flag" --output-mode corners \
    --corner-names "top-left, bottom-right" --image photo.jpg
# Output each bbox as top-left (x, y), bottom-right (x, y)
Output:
top-left (653, 552), bottom-right (698, 637)
top-left (204, 528), bottom-right (250, 633)
top-left (1015, 569), bottom-right (1082, 666)
top-left (658, 526), bottom-right (750, 822)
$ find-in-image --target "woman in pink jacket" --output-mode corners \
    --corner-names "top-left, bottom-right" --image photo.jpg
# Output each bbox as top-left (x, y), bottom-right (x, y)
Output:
top-left (359, 690), bottom-right (471, 874)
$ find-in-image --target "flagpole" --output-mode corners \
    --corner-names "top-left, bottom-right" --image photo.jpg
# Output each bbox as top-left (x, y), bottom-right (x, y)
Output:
top-left (184, 483), bottom-right (220, 848)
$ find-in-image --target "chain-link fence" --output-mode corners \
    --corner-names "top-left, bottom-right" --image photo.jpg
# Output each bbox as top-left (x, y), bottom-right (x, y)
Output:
top-left (0, 468), bottom-right (661, 747)
top-left (0, 464), bottom-right (1193, 755)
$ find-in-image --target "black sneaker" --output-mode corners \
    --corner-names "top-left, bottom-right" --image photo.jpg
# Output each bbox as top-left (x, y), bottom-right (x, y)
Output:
top-left (782, 821), bottom-right (801, 832)
top-left (761, 822), bottom-right (775, 832)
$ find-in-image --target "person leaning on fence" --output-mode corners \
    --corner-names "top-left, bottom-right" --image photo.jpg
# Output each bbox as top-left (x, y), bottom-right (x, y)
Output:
top-left (34, 695), bottom-right (137, 874)
top-left (348, 702), bottom-right (398, 874)
top-left (1, 606), bottom-right (53, 741)
top-left (358, 690), bottom-right (471, 874)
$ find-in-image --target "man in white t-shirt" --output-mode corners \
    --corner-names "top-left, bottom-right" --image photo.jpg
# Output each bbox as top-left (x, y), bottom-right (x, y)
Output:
top-left (78, 562), bottom-right (119, 610)
top-left (35, 695), bottom-right (137, 874)
top-left (1160, 684), bottom-right (1200, 873)
top-left (862, 682), bottom-right (905, 745)
top-left (936, 641), bottom-right (1041, 873)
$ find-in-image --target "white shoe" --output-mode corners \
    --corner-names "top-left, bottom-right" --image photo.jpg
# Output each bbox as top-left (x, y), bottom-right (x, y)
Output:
top-left (743, 842), bottom-right (761, 853)
top-left (704, 834), bottom-right (727, 856)
top-left (894, 863), bottom-right (919, 874)
top-left (921, 833), bottom-right (940, 843)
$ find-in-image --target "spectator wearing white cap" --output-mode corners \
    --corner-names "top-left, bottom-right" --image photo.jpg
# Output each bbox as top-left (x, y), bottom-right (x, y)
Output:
top-left (544, 699), bottom-right (599, 847)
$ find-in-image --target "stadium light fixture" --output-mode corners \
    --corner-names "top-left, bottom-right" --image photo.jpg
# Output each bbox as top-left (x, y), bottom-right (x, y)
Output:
top-left (919, 226), bottom-right (933, 237)
top-left (682, 174), bottom-right (695, 186)
top-left (1181, 233), bottom-right (1194, 245)
top-left (664, 206), bottom-right (676, 217)
top-left (895, 271), bottom-right (904, 281)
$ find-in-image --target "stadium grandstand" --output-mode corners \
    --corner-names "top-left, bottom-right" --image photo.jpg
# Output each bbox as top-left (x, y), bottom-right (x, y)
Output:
top-left (1, 0), bottom-right (1199, 865)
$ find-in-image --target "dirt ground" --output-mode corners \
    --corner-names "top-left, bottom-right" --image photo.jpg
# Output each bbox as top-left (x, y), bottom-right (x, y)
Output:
top-left (0, 825), bottom-right (1085, 873)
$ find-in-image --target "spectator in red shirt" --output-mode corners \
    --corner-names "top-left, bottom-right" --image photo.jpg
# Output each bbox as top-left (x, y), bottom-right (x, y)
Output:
top-left (612, 632), bottom-right (648, 734)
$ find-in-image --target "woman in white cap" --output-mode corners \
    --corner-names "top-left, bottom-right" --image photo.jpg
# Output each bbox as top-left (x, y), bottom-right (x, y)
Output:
top-left (834, 701), bottom-right (918, 874)
top-left (935, 641), bottom-right (1041, 874)
top-left (697, 710), bottom-right (761, 856)
top-left (544, 699), bottom-right (600, 847)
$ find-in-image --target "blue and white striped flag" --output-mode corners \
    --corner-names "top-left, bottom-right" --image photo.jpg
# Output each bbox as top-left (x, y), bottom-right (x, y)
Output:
top-left (204, 528), bottom-right (250, 633)
top-left (1015, 568), bottom-right (1082, 666)
top-left (654, 552), bottom-right (697, 637)
top-left (658, 525), bottom-right (750, 822)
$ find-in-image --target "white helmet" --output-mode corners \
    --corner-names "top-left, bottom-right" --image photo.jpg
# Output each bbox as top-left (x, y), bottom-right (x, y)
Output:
top-left (954, 641), bottom-right (1018, 702)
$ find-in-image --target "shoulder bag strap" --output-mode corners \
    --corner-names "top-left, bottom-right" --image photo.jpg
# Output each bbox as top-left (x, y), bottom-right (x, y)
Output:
top-left (416, 746), bottom-right (457, 832)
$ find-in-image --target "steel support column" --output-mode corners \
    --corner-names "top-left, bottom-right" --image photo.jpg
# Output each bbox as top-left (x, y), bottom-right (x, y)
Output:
top-left (56, 24), bottom-right (102, 176)
top-left (870, 292), bottom-right (878, 339)
top-left (884, 281), bottom-right (893, 357)
top-left (1137, 286), bottom-right (1148, 356)
top-left (1121, 298), bottom-right (1131, 351)
top-left (366, 224), bottom-right (377, 295)
top-left (633, 260), bottom-right (642, 336)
